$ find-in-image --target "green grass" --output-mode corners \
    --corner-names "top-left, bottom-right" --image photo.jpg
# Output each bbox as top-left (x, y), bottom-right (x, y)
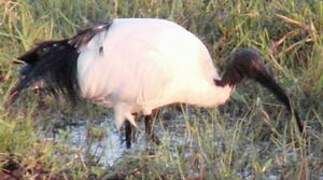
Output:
top-left (0, 0), bottom-right (322, 179)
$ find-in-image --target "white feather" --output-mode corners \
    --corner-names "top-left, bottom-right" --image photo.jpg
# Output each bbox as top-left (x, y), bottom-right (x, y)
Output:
top-left (77, 18), bottom-right (233, 128)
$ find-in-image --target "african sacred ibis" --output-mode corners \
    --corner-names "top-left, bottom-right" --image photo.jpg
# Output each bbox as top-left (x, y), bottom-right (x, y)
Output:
top-left (8, 18), bottom-right (303, 148)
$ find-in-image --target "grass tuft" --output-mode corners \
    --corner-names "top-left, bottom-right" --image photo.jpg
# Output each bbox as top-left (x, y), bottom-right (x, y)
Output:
top-left (0, 0), bottom-right (322, 179)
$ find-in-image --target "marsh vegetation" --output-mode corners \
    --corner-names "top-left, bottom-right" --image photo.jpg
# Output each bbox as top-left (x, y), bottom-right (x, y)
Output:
top-left (0, 0), bottom-right (322, 179)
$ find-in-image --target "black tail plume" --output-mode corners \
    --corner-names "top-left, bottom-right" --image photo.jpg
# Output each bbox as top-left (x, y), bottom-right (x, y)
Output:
top-left (9, 40), bottom-right (80, 105)
top-left (7, 22), bottom-right (113, 106)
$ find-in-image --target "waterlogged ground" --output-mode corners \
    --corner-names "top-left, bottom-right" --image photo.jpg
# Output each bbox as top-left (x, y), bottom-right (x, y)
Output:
top-left (39, 107), bottom-right (190, 167)
top-left (35, 103), bottom-right (323, 179)
top-left (1, 1), bottom-right (322, 178)
top-left (1, 91), bottom-right (322, 179)
top-left (40, 118), bottom-right (124, 167)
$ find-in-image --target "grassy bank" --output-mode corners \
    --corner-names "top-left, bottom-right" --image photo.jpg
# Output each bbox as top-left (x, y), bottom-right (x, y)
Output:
top-left (0, 0), bottom-right (322, 179)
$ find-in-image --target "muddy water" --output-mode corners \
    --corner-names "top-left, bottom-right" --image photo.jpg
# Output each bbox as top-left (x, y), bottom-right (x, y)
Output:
top-left (41, 118), bottom-right (130, 167)
top-left (37, 109), bottom-right (301, 179)
top-left (65, 121), bottom-right (125, 166)
top-left (39, 109), bottom-right (188, 167)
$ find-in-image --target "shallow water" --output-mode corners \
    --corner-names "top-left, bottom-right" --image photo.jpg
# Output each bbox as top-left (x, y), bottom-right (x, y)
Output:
top-left (47, 119), bottom-right (131, 167)
top-left (66, 121), bottom-right (125, 167)
top-left (38, 109), bottom-right (185, 167)
top-left (37, 107), bottom-right (312, 179)
top-left (36, 114), bottom-right (125, 167)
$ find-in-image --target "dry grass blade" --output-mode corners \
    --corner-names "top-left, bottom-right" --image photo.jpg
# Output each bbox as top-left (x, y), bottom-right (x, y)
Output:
top-left (271, 30), bottom-right (299, 55)
top-left (275, 14), bottom-right (312, 32)
top-left (0, 0), bottom-right (322, 179)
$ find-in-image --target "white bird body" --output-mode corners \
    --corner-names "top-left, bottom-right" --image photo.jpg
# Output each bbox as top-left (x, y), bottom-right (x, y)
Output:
top-left (76, 18), bottom-right (232, 128)
top-left (12, 18), bottom-right (303, 148)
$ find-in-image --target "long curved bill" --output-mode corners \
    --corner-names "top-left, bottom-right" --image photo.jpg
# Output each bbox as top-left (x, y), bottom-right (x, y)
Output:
top-left (253, 69), bottom-right (304, 133)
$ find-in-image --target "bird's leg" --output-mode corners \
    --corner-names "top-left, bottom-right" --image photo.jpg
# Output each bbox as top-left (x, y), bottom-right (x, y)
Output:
top-left (124, 120), bottom-right (132, 149)
top-left (124, 113), bottom-right (138, 149)
top-left (144, 109), bottom-right (161, 145)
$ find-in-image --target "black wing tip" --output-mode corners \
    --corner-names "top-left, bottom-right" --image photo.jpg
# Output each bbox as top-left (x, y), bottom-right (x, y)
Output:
top-left (16, 39), bottom-right (70, 65)
top-left (69, 22), bottom-right (112, 49)
top-left (12, 22), bottom-right (113, 105)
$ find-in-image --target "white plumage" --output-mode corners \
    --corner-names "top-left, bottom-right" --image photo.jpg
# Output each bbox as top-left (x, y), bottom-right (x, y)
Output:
top-left (76, 18), bottom-right (232, 129)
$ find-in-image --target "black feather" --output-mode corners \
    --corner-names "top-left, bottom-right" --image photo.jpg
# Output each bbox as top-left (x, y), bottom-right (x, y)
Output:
top-left (11, 22), bottom-right (113, 105)
top-left (17, 40), bottom-right (80, 103)
top-left (69, 22), bottom-right (111, 49)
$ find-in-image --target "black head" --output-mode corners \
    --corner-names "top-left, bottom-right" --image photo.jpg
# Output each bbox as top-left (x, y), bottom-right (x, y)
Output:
top-left (215, 48), bottom-right (304, 132)
top-left (8, 40), bottom-right (80, 105)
